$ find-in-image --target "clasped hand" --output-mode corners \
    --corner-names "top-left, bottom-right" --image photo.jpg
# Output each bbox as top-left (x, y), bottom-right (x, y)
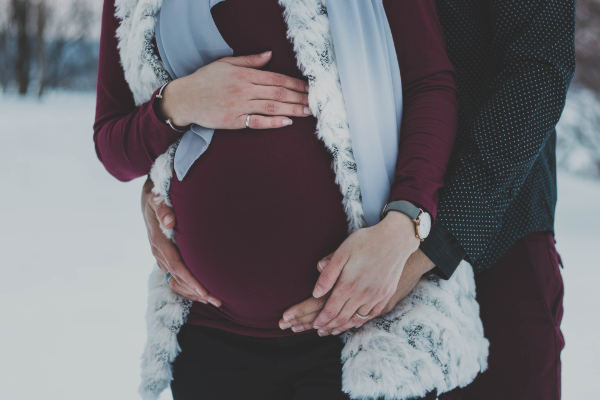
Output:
top-left (143, 178), bottom-right (435, 336)
top-left (279, 211), bottom-right (427, 336)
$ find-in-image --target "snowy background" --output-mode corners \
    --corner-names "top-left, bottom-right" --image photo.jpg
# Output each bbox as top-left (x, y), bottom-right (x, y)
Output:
top-left (1, 1), bottom-right (599, 399)
top-left (1, 88), bottom-right (599, 400)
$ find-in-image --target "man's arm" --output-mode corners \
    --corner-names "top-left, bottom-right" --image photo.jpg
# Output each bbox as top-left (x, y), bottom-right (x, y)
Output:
top-left (420, 224), bottom-right (465, 278)
top-left (422, 0), bottom-right (576, 275)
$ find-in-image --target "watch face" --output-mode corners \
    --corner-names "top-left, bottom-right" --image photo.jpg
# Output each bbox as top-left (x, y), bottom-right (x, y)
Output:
top-left (418, 212), bottom-right (432, 239)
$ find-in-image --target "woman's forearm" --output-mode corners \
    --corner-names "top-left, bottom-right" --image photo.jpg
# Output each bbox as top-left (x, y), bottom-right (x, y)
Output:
top-left (93, 0), bottom-right (182, 182)
top-left (388, 69), bottom-right (457, 219)
top-left (383, 0), bottom-right (458, 219)
top-left (93, 87), bottom-right (183, 182)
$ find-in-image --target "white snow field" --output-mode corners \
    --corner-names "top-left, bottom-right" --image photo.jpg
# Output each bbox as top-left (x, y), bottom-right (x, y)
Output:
top-left (0, 91), bottom-right (598, 399)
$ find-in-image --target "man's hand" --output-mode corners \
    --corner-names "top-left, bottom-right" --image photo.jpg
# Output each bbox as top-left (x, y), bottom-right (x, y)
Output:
top-left (141, 178), bottom-right (222, 307)
top-left (279, 249), bottom-right (435, 335)
top-left (380, 248), bottom-right (435, 314)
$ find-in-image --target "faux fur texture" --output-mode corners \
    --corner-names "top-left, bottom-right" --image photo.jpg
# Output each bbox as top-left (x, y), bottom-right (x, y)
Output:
top-left (115, 0), bottom-right (169, 106)
top-left (114, 0), bottom-right (489, 399)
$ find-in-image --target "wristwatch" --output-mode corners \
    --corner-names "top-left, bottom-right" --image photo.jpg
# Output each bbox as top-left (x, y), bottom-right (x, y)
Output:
top-left (381, 200), bottom-right (432, 242)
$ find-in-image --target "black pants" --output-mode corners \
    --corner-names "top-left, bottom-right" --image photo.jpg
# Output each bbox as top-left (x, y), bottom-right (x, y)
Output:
top-left (170, 323), bottom-right (351, 400)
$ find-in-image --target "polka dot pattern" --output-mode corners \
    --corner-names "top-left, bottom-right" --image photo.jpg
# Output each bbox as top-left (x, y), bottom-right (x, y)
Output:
top-left (432, 0), bottom-right (576, 270)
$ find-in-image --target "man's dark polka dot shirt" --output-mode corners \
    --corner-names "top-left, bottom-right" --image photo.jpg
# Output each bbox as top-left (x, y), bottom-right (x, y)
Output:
top-left (421, 0), bottom-right (576, 276)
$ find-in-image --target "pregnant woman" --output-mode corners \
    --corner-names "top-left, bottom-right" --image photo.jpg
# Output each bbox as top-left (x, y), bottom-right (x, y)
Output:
top-left (93, 0), bottom-right (461, 399)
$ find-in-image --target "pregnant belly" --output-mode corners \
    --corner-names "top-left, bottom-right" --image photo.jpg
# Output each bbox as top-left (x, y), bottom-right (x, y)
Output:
top-left (168, 119), bottom-right (349, 328)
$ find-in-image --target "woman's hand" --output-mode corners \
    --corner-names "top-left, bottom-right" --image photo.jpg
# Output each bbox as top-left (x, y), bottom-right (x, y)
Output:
top-left (306, 211), bottom-right (421, 334)
top-left (141, 178), bottom-right (222, 308)
top-left (158, 50), bottom-right (312, 130)
top-left (279, 248), bottom-right (435, 335)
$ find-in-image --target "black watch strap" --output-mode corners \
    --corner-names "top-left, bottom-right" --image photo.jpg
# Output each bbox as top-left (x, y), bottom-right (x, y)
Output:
top-left (381, 200), bottom-right (421, 220)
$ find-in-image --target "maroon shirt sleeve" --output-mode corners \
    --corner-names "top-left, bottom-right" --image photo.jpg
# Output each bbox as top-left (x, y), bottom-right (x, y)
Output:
top-left (383, 0), bottom-right (458, 221)
top-left (93, 0), bottom-right (183, 182)
top-left (94, 0), bottom-right (457, 217)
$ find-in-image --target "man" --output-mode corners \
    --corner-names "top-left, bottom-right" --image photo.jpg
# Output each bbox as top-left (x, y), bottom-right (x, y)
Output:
top-left (142, 0), bottom-right (575, 398)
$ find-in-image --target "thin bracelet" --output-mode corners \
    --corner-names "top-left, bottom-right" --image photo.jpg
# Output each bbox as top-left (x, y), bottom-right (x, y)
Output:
top-left (156, 82), bottom-right (189, 133)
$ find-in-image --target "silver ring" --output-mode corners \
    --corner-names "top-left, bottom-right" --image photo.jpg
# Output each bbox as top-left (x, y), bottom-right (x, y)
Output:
top-left (165, 272), bottom-right (173, 284)
top-left (245, 114), bottom-right (251, 128)
top-left (354, 311), bottom-right (370, 320)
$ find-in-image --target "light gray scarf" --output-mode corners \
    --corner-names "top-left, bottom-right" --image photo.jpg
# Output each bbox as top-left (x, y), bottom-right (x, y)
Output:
top-left (156, 0), bottom-right (402, 226)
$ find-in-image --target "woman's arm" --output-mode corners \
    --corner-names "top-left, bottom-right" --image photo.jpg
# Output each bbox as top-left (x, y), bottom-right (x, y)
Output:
top-left (93, 0), bottom-right (184, 182)
top-left (94, 1), bottom-right (314, 182)
top-left (307, 0), bottom-right (458, 334)
top-left (383, 0), bottom-right (458, 220)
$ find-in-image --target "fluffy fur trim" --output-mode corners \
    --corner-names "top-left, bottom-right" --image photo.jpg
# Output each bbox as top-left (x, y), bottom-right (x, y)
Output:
top-left (114, 0), bottom-right (489, 398)
top-left (138, 263), bottom-right (191, 400)
top-left (279, 0), bottom-right (365, 232)
top-left (115, 0), bottom-right (169, 106)
top-left (338, 262), bottom-right (488, 399)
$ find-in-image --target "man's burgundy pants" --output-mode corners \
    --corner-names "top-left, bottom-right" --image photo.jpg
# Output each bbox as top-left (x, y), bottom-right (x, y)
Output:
top-left (438, 231), bottom-right (565, 400)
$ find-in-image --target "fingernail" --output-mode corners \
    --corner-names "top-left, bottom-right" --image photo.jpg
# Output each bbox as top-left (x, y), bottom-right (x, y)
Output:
top-left (208, 298), bottom-right (220, 307)
top-left (303, 106), bottom-right (312, 115)
top-left (305, 83), bottom-right (310, 91)
top-left (279, 321), bottom-right (292, 329)
top-left (152, 196), bottom-right (162, 205)
top-left (283, 313), bottom-right (295, 322)
top-left (331, 330), bottom-right (340, 335)
top-left (198, 298), bottom-right (207, 304)
top-left (317, 329), bottom-right (328, 336)
top-left (313, 285), bottom-right (324, 298)
top-left (292, 326), bottom-right (305, 332)
top-left (163, 215), bottom-right (174, 226)
top-left (262, 50), bottom-right (272, 56)
top-left (313, 323), bottom-right (321, 330)
top-left (317, 258), bottom-right (330, 271)
top-left (282, 118), bottom-right (293, 126)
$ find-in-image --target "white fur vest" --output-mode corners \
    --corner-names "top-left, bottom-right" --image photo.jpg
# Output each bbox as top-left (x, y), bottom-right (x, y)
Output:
top-left (113, 0), bottom-right (489, 398)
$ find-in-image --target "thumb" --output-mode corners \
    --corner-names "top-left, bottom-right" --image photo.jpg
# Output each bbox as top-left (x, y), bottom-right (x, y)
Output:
top-left (221, 50), bottom-right (272, 68)
top-left (312, 251), bottom-right (349, 298)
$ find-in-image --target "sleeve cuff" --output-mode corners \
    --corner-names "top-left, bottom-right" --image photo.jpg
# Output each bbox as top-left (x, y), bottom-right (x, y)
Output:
top-left (420, 223), bottom-right (465, 279)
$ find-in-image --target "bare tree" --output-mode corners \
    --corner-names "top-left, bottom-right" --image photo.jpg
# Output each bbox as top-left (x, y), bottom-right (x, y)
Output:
top-left (42, 0), bottom-right (95, 91)
top-left (0, 0), bottom-right (96, 95)
top-left (0, 23), bottom-right (8, 92)
top-left (0, 0), bottom-right (8, 91)
top-left (11, 0), bottom-right (31, 95)
top-left (35, 0), bottom-right (47, 97)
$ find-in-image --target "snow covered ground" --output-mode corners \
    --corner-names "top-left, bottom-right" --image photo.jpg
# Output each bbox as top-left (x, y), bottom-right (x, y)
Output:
top-left (0, 91), bottom-right (598, 399)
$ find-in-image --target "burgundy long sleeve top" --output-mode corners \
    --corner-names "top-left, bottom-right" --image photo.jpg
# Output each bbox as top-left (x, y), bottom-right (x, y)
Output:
top-left (94, 0), bottom-right (457, 337)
